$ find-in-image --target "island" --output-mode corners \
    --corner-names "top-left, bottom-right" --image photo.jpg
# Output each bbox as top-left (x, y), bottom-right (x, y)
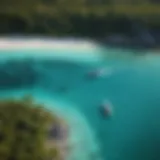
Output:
top-left (0, 95), bottom-right (68, 160)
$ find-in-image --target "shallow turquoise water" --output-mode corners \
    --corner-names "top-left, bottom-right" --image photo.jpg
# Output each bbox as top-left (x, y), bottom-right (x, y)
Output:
top-left (0, 47), bottom-right (160, 160)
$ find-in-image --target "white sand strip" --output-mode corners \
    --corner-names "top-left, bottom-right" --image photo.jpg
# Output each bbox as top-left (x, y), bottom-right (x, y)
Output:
top-left (0, 38), bottom-right (98, 51)
top-left (0, 38), bottom-right (103, 63)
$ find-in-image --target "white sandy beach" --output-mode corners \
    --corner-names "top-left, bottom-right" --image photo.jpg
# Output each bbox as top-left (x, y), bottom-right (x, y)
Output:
top-left (0, 38), bottom-right (98, 51)
top-left (0, 38), bottom-right (104, 64)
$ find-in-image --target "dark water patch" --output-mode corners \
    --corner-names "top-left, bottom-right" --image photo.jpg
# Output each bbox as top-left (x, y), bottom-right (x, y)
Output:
top-left (0, 59), bottom-right (38, 90)
top-left (0, 58), bottom-right (89, 92)
top-left (36, 59), bottom-right (90, 93)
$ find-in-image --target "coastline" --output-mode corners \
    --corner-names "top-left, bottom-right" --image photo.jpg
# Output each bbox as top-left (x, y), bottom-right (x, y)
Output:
top-left (0, 38), bottom-right (160, 68)
top-left (0, 37), bottom-right (160, 69)
top-left (0, 88), bottom-right (102, 160)
top-left (0, 37), bottom-right (159, 54)
top-left (0, 38), bottom-right (97, 51)
top-left (0, 38), bottom-right (105, 63)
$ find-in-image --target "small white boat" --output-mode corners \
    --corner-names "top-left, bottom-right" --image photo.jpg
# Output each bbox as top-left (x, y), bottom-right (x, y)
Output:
top-left (87, 67), bottom-right (113, 79)
top-left (99, 100), bottom-right (113, 118)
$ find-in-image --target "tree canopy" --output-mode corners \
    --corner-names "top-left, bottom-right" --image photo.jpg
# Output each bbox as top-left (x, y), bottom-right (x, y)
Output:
top-left (0, 0), bottom-right (159, 36)
top-left (0, 96), bottom-right (65, 160)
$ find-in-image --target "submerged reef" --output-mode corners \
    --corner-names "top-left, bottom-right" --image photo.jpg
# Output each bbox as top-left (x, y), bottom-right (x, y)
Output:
top-left (0, 96), bottom-right (68, 160)
top-left (0, 58), bottom-right (84, 91)
top-left (0, 59), bottom-right (38, 90)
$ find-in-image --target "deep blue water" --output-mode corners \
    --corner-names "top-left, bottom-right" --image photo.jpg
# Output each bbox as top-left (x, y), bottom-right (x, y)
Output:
top-left (0, 47), bottom-right (160, 160)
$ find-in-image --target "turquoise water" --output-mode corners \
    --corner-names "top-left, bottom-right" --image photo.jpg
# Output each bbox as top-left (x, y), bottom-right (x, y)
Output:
top-left (0, 47), bottom-right (160, 160)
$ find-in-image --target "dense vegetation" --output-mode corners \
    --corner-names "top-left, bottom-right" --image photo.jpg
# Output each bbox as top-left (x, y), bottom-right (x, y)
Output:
top-left (0, 0), bottom-right (159, 37)
top-left (0, 96), bottom-right (63, 160)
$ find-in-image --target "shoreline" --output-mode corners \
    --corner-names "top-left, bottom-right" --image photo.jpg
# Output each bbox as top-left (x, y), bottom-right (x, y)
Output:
top-left (0, 38), bottom-right (159, 61)
top-left (0, 88), bottom-right (102, 160)
top-left (0, 38), bottom-right (98, 51)
top-left (0, 38), bottom-right (104, 63)
top-left (0, 37), bottom-right (159, 52)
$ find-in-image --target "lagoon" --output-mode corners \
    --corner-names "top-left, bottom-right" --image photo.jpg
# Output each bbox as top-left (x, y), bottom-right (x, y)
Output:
top-left (0, 39), bottom-right (160, 160)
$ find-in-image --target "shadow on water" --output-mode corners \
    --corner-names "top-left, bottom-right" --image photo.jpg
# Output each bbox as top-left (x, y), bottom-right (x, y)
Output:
top-left (1, 54), bottom-right (160, 160)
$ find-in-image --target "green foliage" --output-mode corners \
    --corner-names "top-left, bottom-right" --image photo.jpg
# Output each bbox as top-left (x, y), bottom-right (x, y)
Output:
top-left (0, 96), bottom-right (60, 160)
top-left (0, 1), bottom-right (159, 36)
